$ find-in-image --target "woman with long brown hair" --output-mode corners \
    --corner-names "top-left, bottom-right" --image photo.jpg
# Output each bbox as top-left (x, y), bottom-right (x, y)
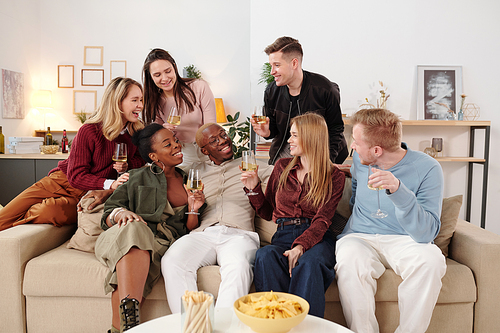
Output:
top-left (142, 48), bottom-right (216, 167)
top-left (240, 112), bottom-right (345, 317)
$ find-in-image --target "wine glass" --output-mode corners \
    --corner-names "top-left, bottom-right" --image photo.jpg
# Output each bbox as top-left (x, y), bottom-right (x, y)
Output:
top-left (167, 107), bottom-right (181, 125)
top-left (242, 151), bottom-right (258, 196)
top-left (185, 169), bottom-right (202, 215)
top-left (252, 106), bottom-right (267, 124)
top-left (368, 164), bottom-right (388, 219)
top-left (112, 143), bottom-right (127, 176)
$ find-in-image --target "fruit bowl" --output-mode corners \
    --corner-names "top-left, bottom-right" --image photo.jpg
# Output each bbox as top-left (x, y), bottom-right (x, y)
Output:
top-left (40, 145), bottom-right (59, 154)
top-left (233, 292), bottom-right (309, 333)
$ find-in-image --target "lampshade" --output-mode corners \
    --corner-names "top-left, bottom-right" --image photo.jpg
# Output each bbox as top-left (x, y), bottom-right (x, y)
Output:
top-left (33, 90), bottom-right (52, 109)
top-left (215, 98), bottom-right (227, 123)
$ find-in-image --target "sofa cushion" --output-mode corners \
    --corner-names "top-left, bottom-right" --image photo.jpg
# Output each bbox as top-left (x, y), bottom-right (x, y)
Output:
top-left (66, 195), bottom-right (104, 253)
top-left (435, 195), bottom-right (462, 257)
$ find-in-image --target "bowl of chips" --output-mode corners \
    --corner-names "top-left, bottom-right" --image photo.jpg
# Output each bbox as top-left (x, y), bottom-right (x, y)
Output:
top-left (233, 291), bottom-right (309, 333)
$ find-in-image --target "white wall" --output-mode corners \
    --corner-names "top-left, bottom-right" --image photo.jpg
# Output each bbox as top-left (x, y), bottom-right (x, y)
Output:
top-left (0, 0), bottom-right (499, 234)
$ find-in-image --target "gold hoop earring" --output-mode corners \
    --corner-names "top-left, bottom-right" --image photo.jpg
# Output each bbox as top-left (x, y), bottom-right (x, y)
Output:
top-left (150, 160), bottom-right (165, 175)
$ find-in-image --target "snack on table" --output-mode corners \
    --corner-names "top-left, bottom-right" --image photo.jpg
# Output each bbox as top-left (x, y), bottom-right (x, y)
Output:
top-left (181, 290), bottom-right (214, 333)
top-left (237, 291), bottom-right (303, 319)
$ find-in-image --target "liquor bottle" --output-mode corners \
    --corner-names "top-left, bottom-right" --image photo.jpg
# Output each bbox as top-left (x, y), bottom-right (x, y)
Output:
top-left (0, 126), bottom-right (4, 154)
top-left (61, 129), bottom-right (69, 153)
top-left (45, 127), bottom-right (53, 145)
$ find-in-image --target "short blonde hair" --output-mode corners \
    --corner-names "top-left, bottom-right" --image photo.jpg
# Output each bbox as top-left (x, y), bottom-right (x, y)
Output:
top-left (350, 108), bottom-right (402, 152)
top-left (195, 123), bottom-right (221, 148)
top-left (86, 77), bottom-right (144, 141)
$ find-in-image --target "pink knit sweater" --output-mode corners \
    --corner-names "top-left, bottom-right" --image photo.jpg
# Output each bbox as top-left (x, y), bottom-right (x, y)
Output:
top-left (155, 79), bottom-right (216, 143)
top-left (51, 123), bottom-right (144, 190)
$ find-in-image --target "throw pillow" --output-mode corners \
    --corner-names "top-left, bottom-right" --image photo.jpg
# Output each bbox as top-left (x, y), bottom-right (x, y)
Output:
top-left (66, 195), bottom-right (105, 253)
top-left (435, 195), bottom-right (463, 257)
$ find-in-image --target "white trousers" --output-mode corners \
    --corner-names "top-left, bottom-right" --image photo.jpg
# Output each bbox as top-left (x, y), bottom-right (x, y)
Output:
top-left (161, 225), bottom-right (260, 313)
top-left (335, 234), bottom-right (446, 333)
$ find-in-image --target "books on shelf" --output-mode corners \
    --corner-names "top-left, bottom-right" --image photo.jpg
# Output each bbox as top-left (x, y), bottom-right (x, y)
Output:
top-left (255, 141), bottom-right (271, 157)
top-left (7, 137), bottom-right (43, 154)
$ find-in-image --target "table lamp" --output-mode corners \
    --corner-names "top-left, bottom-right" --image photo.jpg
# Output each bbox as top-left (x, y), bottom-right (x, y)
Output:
top-left (32, 90), bottom-right (53, 129)
top-left (215, 98), bottom-right (227, 123)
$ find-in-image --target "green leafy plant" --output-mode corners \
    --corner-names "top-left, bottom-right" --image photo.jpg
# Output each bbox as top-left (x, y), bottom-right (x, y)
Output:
top-left (258, 62), bottom-right (274, 85)
top-left (184, 64), bottom-right (202, 79)
top-left (224, 111), bottom-right (250, 159)
top-left (75, 110), bottom-right (88, 124)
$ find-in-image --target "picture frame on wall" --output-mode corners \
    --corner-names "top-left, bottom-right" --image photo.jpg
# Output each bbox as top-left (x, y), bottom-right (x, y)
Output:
top-left (81, 69), bottom-right (104, 86)
top-left (84, 46), bottom-right (103, 66)
top-left (2, 69), bottom-right (24, 119)
top-left (58, 65), bottom-right (74, 88)
top-left (73, 90), bottom-right (97, 114)
top-left (417, 65), bottom-right (463, 120)
top-left (110, 60), bottom-right (127, 80)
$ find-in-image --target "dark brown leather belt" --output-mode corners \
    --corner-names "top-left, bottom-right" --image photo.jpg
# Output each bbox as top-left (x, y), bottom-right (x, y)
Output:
top-left (277, 217), bottom-right (312, 227)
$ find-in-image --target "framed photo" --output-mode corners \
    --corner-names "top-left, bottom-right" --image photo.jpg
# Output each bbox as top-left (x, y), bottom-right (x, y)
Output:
top-left (58, 65), bottom-right (74, 88)
top-left (73, 90), bottom-right (97, 114)
top-left (2, 69), bottom-right (24, 119)
top-left (84, 46), bottom-right (103, 66)
top-left (417, 65), bottom-right (462, 120)
top-left (110, 60), bottom-right (127, 80)
top-left (81, 69), bottom-right (104, 86)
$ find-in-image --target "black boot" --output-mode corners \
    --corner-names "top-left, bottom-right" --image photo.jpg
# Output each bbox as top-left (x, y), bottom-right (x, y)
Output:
top-left (119, 297), bottom-right (140, 332)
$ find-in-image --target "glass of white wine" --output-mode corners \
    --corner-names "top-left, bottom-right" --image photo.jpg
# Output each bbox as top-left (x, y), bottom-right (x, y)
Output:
top-left (185, 169), bottom-right (202, 215)
top-left (252, 106), bottom-right (267, 125)
top-left (242, 150), bottom-right (259, 196)
top-left (167, 107), bottom-right (181, 125)
top-left (368, 164), bottom-right (388, 219)
top-left (112, 143), bottom-right (127, 176)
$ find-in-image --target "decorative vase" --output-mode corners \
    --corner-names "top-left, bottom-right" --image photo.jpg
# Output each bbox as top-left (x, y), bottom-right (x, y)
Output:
top-left (457, 108), bottom-right (464, 121)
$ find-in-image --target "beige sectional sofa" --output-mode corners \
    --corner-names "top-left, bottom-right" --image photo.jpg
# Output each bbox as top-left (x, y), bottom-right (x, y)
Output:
top-left (1, 198), bottom-right (500, 333)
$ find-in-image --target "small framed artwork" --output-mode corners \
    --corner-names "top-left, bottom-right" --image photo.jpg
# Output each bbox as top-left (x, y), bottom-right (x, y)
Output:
top-left (110, 60), bottom-right (127, 80)
top-left (84, 46), bottom-right (104, 66)
top-left (2, 69), bottom-right (24, 119)
top-left (417, 65), bottom-right (463, 120)
top-left (58, 65), bottom-right (74, 88)
top-left (81, 69), bottom-right (104, 86)
top-left (73, 90), bottom-right (97, 114)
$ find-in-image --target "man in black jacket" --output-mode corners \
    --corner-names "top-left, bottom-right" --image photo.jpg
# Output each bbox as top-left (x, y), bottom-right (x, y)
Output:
top-left (252, 36), bottom-right (348, 165)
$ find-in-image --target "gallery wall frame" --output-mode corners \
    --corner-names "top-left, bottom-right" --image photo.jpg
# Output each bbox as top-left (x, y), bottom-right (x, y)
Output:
top-left (81, 69), bottom-right (104, 86)
top-left (84, 46), bottom-right (104, 66)
top-left (58, 65), bottom-right (74, 88)
top-left (110, 60), bottom-right (127, 80)
top-left (73, 90), bottom-right (97, 114)
top-left (417, 65), bottom-right (463, 120)
top-left (2, 69), bottom-right (24, 119)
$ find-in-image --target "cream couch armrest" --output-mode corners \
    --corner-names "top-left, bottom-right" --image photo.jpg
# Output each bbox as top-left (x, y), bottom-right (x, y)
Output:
top-left (448, 219), bottom-right (500, 333)
top-left (0, 224), bottom-right (76, 333)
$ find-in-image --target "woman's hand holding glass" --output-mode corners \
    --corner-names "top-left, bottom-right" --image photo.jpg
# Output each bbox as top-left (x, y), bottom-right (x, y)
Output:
top-left (163, 107), bottom-right (180, 132)
top-left (183, 183), bottom-right (205, 215)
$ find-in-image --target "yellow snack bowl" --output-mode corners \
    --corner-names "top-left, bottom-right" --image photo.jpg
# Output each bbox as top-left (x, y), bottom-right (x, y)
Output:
top-left (233, 292), bottom-right (309, 333)
top-left (40, 145), bottom-right (59, 154)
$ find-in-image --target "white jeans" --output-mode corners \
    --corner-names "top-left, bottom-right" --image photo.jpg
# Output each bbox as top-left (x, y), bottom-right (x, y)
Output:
top-left (335, 234), bottom-right (446, 333)
top-left (161, 225), bottom-right (260, 313)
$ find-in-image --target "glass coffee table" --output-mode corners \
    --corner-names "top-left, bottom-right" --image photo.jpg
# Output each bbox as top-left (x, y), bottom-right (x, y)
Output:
top-left (128, 307), bottom-right (353, 332)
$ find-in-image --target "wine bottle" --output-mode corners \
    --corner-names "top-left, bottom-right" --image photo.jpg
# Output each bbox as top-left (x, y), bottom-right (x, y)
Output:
top-left (61, 129), bottom-right (69, 153)
top-left (0, 126), bottom-right (4, 154)
top-left (45, 127), bottom-right (53, 145)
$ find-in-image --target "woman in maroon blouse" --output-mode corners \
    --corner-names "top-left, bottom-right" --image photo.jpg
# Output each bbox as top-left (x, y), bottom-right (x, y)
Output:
top-left (241, 112), bottom-right (345, 317)
top-left (0, 77), bottom-right (145, 231)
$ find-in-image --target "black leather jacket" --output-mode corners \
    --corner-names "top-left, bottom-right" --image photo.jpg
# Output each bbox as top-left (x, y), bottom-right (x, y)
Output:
top-left (263, 70), bottom-right (348, 165)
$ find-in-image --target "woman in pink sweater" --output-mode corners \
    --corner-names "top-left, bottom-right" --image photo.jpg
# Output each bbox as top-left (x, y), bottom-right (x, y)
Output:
top-left (142, 48), bottom-right (216, 168)
top-left (0, 77), bottom-right (145, 231)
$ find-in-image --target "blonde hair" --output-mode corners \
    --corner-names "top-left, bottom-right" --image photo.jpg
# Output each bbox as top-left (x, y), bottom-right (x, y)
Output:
top-left (278, 113), bottom-right (333, 209)
top-left (195, 123), bottom-right (219, 148)
top-left (86, 77), bottom-right (144, 141)
top-left (350, 108), bottom-right (402, 152)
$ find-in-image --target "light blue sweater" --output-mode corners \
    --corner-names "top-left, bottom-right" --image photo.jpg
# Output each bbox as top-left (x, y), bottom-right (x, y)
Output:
top-left (339, 144), bottom-right (444, 243)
